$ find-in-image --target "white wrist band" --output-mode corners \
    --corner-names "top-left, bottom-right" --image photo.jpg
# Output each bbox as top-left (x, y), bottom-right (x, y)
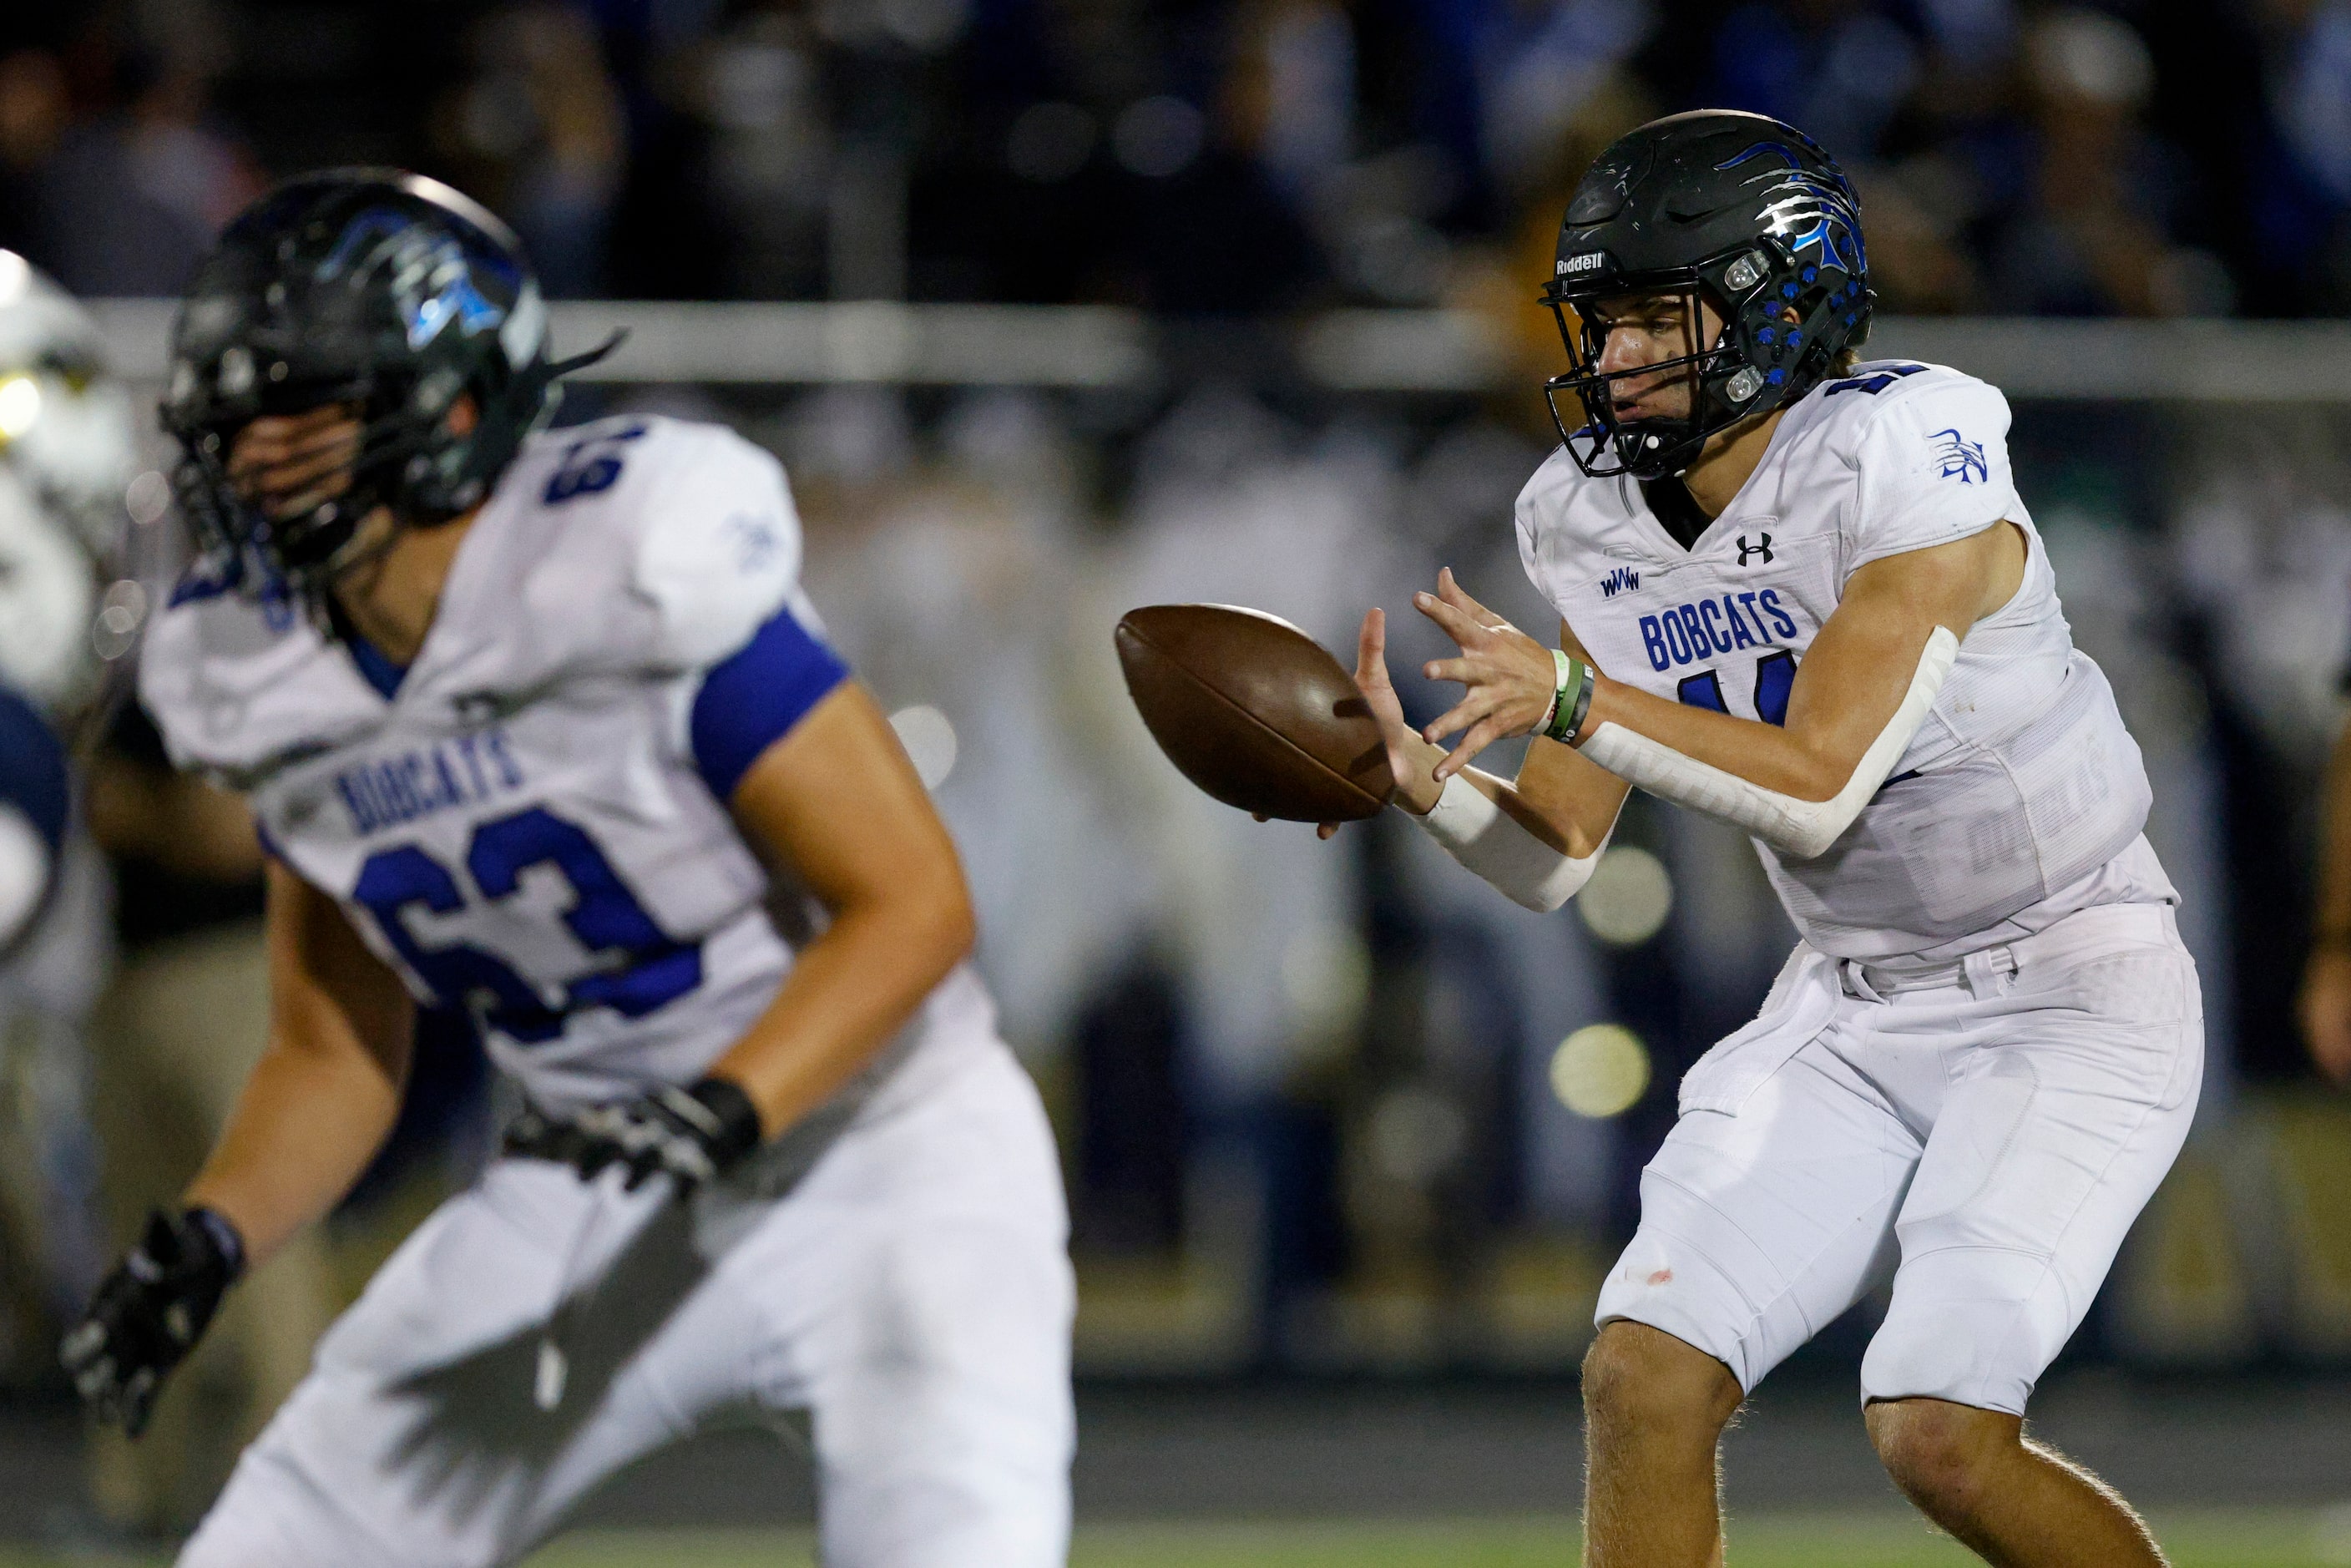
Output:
top-left (1577, 625), bottom-right (1958, 861)
top-left (1413, 774), bottom-right (1600, 913)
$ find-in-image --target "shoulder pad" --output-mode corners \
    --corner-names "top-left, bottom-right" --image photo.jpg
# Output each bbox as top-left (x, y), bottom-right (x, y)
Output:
top-left (624, 422), bottom-right (805, 670)
top-left (491, 416), bottom-right (806, 676)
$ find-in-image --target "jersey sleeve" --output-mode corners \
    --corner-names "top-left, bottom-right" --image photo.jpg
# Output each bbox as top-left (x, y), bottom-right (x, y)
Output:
top-left (1844, 373), bottom-right (2022, 574)
top-left (1515, 487), bottom-right (1543, 594)
top-left (632, 426), bottom-right (814, 670)
top-left (1514, 448), bottom-right (1578, 625)
top-left (0, 685), bottom-right (67, 950)
top-left (627, 426), bottom-right (852, 801)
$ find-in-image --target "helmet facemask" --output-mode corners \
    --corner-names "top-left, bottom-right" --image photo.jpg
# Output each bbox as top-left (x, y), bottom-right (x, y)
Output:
top-left (1541, 270), bottom-right (1738, 481)
top-left (1541, 238), bottom-right (1871, 482)
top-left (164, 353), bottom-right (558, 605)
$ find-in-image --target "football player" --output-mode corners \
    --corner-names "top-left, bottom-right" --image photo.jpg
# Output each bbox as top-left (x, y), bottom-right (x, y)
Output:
top-left (1338, 113), bottom-right (2196, 1565)
top-left (62, 172), bottom-right (1074, 1567)
top-left (0, 246), bottom-right (136, 956)
top-left (0, 248), bottom-right (137, 1346)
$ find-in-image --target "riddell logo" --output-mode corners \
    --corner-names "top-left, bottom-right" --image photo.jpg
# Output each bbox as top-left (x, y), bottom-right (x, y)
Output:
top-left (1557, 252), bottom-right (1610, 276)
top-left (1599, 567), bottom-right (1641, 597)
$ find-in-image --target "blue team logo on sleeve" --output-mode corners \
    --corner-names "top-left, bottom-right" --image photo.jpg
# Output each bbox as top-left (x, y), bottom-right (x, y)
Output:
top-left (1931, 428), bottom-right (1988, 485)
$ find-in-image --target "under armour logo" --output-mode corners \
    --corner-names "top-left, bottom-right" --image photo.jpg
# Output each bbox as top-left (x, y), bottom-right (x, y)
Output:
top-left (452, 690), bottom-right (525, 723)
top-left (1737, 534), bottom-right (1773, 565)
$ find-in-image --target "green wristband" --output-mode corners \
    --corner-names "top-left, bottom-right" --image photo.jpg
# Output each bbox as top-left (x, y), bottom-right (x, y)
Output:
top-left (1545, 650), bottom-right (1595, 746)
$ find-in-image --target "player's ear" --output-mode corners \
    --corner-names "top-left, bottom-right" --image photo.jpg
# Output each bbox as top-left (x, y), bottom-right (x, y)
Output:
top-left (445, 394), bottom-right (480, 439)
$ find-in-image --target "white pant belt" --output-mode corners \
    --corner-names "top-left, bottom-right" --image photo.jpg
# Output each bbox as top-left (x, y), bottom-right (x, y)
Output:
top-left (1838, 901), bottom-right (2176, 1003)
top-left (1841, 947), bottom-right (2015, 1002)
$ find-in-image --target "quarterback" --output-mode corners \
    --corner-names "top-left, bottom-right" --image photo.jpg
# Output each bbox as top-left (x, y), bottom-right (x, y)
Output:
top-left (61, 173), bottom-right (1074, 1567)
top-left (1342, 114), bottom-right (2197, 1565)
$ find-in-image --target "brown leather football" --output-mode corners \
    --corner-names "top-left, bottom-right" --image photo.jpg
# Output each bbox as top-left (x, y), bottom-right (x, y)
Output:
top-left (1115, 604), bottom-right (1393, 822)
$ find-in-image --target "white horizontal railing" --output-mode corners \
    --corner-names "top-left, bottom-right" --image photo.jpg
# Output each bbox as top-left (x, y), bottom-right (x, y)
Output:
top-left (83, 300), bottom-right (2351, 401)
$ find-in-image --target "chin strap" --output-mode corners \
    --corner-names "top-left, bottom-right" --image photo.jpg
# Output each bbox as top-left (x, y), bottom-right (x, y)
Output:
top-left (543, 329), bottom-right (628, 381)
top-left (1578, 625), bottom-right (1959, 861)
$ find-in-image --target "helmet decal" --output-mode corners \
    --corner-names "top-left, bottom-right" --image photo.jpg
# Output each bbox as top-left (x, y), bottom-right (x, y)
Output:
top-left (319, 207), bottom-right (514, 350)
top-left (1715, 142), bottom-right (1868, 278)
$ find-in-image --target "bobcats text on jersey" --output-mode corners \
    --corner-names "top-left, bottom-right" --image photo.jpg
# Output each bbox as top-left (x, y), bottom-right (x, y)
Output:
top-left (1637, 590), bottom-right (1802, 672)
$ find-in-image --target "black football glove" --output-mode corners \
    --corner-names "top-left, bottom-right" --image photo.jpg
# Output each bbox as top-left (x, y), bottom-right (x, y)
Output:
top-left (503, 1078), bottom-right (763, 1192)
top-left (62, 1207), bottom-right (245, 1437)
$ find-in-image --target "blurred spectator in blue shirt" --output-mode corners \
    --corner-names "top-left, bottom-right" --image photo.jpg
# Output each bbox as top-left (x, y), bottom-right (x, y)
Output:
top-left (1983, 8), bottom-right (2232, 316)
top-left (1707, 0), bottom-right (1922, 164)
top-left (2249, 0), bottom-right (2351, 311)
top-left (1475, 0), bottom-right (1653, 204)
top-left (10, 26), bottom-right (260, 300)
top-left (434, 3), bottom-right (627, 298)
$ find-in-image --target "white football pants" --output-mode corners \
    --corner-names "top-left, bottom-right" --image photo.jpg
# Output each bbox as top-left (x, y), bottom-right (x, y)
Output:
top-left (178, 1045), bottom-right (1074, 1568)
top-left (1596, 901), bottom-right (2200, 1414)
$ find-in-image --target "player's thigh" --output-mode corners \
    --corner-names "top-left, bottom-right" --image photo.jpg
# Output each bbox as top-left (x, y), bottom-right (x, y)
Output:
top-left (1865, 926), bottom-right (2202, 1414)
top-left (795, 1053), bottom-right (1075, 1568)
top-left (1597, 1030), bottom-right (1918, 1395)
top-left (179, 1163), bottom-right (708, 1568)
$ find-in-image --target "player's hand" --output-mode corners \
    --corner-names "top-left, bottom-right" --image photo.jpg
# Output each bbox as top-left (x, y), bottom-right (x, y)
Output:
top-left (1283, 605), bottom-right (1441, 839)
top-left (2300, 946), bottom-right (2351, 1085)
top-left (504, 1078), bottom-right (766, 1191)
top-left (61, 1208), bottom-right (245, 1438)
top-left (227, 403), bottom-right (363, 520)
top-left (1413, 568), bottom-right (1559, 779)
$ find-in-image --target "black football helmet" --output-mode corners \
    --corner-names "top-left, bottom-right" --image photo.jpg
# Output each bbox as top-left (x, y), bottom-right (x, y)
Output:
top-left (1540, 111), bottom-right (1873, 480)
top-left (162, 169), bottom-right (607, 599)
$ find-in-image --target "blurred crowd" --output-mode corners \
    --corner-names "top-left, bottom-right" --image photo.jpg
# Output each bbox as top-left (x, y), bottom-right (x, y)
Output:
top-left (0, 0), bottom-right (2349, 316)
top-left (1, 0), bottom-right (2350, 1541)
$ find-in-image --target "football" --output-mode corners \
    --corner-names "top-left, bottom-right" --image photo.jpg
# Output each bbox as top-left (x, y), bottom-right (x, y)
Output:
top-left (1115, 604), bottom-right (1394, 822)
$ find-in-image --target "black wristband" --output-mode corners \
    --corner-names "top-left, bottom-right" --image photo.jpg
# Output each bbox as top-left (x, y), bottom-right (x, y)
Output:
top-left (1545, 656), bottom-right (1597, 746)
top-left (1560, 661), bottom-right (1598, 745)
top-left (685, 1076), bottom-right (765, 1168)
top-left (182, 1206), bottom-right (247, 1283)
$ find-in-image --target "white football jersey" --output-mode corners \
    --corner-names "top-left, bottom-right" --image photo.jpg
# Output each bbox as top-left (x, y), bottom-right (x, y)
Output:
top-left (141, 415), bottom-right (995, 1119)
top-left (1517, 360), bottom-right (2169, 960)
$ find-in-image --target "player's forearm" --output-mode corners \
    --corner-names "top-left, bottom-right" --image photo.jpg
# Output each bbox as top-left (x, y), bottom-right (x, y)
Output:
top-left (1394, 726), bottom-right (1620, 855)
top-left (183, 1031), bottom-right (408, 1267)
top-left (1572, 625), bottom-right (1959, 860)
top-left (707, 883), bottom-right (975, 1138)
top-left (1579, 676), bottom-right (1857, 802)
top-left (1402, 733), bottom-right (1625, 913)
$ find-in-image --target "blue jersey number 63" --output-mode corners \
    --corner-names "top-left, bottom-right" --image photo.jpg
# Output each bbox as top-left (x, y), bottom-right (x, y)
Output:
top-left (350, 806), bottom-right (702, 1044)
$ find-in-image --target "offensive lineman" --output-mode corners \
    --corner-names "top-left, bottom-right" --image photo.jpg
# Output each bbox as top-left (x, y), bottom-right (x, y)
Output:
top-left (0, 250), bottom-right (137, 1342)
top-left (1338, 114), bottom-right (2197, 1565)
top-left (61, 172), bottom-right (1074, 1567)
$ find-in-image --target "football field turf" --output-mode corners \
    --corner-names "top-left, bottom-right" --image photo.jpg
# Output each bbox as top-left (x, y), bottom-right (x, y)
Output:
top-left (512, 1514), bottom-right (2346, 1566)
top-left (8, 1513), bottom-right (2348, 1566)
